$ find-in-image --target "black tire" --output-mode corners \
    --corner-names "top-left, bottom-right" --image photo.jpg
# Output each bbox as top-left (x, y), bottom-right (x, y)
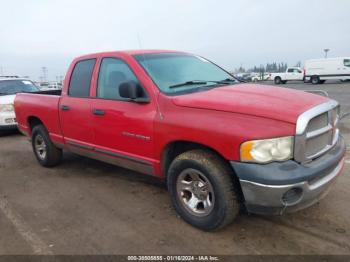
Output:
top-left (274, 77), bottom-right (282, 84)
top-left (32, 125), bottom-right (62, 167)
top-left (167, 150), bottom-right (240, 231)
top-left (311, 76), bottom-right (320, 85)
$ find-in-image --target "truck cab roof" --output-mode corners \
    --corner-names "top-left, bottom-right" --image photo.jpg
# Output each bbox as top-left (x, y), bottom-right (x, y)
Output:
top-left (74, 49), bottom-right (184, 61)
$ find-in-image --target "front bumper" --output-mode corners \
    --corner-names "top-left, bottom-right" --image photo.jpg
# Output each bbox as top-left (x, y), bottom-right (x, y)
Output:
top-left (0, 111), bottom-right (17, 131)
top-left (231, 136), bottom-right (346, 215)
top-left (0, 124), bottom-right (17, 131)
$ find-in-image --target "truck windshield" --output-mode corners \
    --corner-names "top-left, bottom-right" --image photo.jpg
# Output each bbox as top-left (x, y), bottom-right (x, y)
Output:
top-left (134, 53), bottom-right (236, 94)
top-left (0, 80), bottom-right (39, 95)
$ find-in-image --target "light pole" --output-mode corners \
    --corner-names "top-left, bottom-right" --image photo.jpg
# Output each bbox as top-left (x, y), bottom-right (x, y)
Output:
top-left (324, 48), bottom-right (330, 58)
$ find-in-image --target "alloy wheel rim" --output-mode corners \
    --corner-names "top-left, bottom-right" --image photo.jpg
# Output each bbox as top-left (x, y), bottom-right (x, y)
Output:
top-left (176, 168), bottom-right (215, 217)
top-left (34, 135), bottom-right (47, 160)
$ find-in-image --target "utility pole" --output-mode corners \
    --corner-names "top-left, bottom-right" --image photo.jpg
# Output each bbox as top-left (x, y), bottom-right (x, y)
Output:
top-left (324, 48), bottom-right (330, 58)
top-left (41, 67), bottom-right (48, 82)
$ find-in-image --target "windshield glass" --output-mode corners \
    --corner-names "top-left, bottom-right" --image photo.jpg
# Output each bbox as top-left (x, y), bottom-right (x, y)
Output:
top-left (134, 53), bottom-right (235, 94)
top-left (0, 80), bottom-right (39, 95)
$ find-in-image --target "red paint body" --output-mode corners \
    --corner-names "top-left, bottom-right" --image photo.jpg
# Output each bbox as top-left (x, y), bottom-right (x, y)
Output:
top-left (14, 50), bottom-right (328, 177)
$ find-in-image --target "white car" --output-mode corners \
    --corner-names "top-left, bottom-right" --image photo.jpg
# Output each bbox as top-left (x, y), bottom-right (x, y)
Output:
top-left (304, 57), bottom-right (350, 84)
top-left (270, 67), bottom-right (304, 84)
top-left (251, 73), bottom-right (271, 82)
top-left (0, 78), bottom-right (40, 133)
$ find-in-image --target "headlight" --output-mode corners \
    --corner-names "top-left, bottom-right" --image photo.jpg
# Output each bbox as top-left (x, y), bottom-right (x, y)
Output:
top-left (0, 104), bottom-right (14, 112)
top-left (240, 136), bottom-right (294, 163)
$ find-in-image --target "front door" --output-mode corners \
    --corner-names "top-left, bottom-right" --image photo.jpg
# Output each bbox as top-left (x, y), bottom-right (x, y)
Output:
top-left (288, 68), bottom-right (303, 80)
top-left (91, 57), bottom-right (156, 174)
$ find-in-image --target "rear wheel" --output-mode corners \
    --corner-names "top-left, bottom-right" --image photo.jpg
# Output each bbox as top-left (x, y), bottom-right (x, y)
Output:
top-left (167, 150), bottom-right (240, 231)
top-left (311, 76), bottom-right (320, 84)
top-left (32, 125), bottom-right (62, 167)
top-left (274, 77), bottom-right (282, 84)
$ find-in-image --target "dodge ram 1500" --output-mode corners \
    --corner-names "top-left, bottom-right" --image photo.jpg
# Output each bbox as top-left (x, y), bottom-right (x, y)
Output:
top-left (15, 50), bottom-right (346, 230)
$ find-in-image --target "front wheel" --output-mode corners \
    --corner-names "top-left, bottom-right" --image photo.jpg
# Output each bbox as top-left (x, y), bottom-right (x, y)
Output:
top-left (32, 125), bottom-right (62, 167)
top-left (167, 150), bottom-right (240, 231)
top-left (311, 76), bottom-right (320, 84)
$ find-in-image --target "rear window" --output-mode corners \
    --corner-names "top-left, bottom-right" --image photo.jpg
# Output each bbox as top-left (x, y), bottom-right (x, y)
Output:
top-left (344, 59), bottom-right (350, 67)
top-left (69, 59), bottom-right (96, 97)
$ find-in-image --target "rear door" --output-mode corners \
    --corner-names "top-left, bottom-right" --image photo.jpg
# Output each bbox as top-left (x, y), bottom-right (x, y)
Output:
top-left (59, 58), bottom-right (96, 150)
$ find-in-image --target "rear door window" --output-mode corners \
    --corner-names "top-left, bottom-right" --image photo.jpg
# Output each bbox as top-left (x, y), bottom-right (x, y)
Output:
top-left (69, 59), bottom-right (96, 97)
top-left (344, 59), bottom-right (350, 67)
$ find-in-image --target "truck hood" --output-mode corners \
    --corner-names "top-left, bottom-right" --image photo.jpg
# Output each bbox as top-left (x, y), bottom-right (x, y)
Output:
top-left (0, 94), bottom-right (16, 105)
top-left (171, 84), bottom-right (328, 124)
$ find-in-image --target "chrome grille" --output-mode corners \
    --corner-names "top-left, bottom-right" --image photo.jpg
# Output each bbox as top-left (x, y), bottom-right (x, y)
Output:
top-left (294, 100), bottom-right (339, 164)
top-left (306, 112), bottom-right (328, 132)
top-left (305, 131), bottom-right (333, 157)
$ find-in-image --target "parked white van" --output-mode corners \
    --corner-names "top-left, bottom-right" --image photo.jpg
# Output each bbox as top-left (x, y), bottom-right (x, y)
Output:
top-left (304, 57), bottom-right (350, 84)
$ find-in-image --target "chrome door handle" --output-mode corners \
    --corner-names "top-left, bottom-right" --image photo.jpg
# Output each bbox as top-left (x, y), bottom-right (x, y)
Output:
top-left (92, 109), bottom-right (105, 116)
top-left (61, 105), bottom-right (70, 111)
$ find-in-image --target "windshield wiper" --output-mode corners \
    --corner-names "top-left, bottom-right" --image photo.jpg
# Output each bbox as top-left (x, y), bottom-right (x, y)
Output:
top-left (169, 80), bottom-right (208, 89)
top-left (169, 79), bottom-right (238, 89)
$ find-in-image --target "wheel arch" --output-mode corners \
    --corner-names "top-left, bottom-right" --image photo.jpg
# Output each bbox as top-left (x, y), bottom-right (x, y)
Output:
top-left (161, 141), bottom-right (223, 176)
top-left (27, 116), bottom-right (44, 134)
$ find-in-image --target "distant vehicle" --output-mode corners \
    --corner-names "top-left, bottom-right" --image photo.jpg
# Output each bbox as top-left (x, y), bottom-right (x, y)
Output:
top-left (252, 73), bottom-right (271, 82)
top-left (304, 57), bottom-right (350, 84)
top-left (0, 78), bottom-right (40, 133)
top-left (235, 73), bottom-right (253, 82)
top-left (48, 83), bottom-right (62, 89)
top-left (37, 82), bottom-right (62, 91)
top-left (270, 67), bottom-right (304, 84)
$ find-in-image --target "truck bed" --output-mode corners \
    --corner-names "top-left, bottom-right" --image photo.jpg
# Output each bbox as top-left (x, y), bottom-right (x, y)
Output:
top-left (14, 91), bottom-right (63, 142)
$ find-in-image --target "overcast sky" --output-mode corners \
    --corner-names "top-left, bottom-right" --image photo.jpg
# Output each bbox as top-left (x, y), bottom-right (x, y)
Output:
top-left (0, 0), bottom-right (349, 81)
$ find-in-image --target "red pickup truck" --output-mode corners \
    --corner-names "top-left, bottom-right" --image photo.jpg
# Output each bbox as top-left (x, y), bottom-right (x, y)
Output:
top-left (15, 50), bottom-right (346, 230)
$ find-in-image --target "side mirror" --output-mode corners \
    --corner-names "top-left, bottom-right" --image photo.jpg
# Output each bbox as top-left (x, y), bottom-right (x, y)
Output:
top-left (119, 81), bottom-right (149, 103)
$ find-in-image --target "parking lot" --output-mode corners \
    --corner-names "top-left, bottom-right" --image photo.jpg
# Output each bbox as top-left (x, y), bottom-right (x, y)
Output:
top-left (0, 81), bottom-right (349, 255)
